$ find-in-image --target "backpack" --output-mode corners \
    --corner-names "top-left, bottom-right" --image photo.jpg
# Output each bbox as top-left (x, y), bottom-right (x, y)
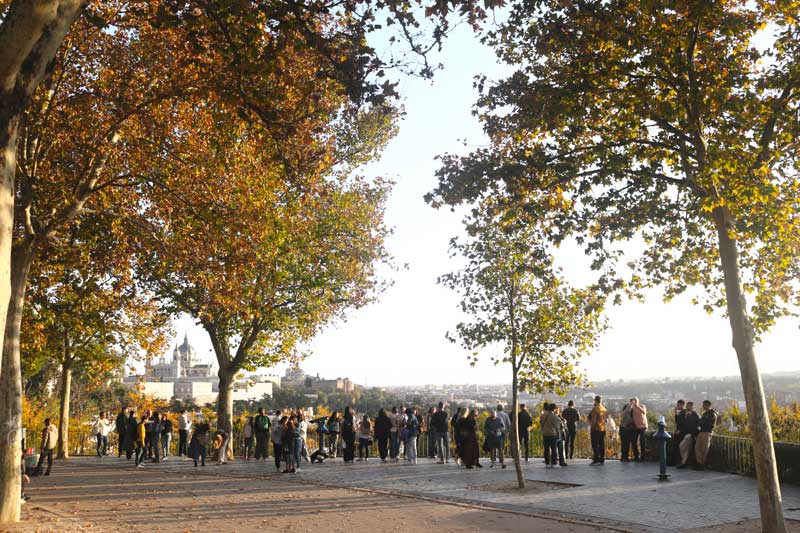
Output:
top-left (255, 415), bottom-right (270, 432)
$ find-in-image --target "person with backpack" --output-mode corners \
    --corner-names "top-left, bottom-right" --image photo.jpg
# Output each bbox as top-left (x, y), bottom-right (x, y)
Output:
top-left (374, 408), bottom-right (392, 463)
top-left (326, 412), bottom-right (341, 458)
top-left (694, 400), bottom-right (718, 470)
top-left (135, 414), bottom-right (148, 468)
top-left (35, 419), bottom-right (58, 476)
top-left (404, 407), bottom-right (420, 464)
top-left (161, 415), bottom-right (173, 459)
top-left (588, 395), bottom-right (607, 465)
top-left (341, 407), bottom-right (357, 464)
top-left (253, 408), bottom-right (271, 460)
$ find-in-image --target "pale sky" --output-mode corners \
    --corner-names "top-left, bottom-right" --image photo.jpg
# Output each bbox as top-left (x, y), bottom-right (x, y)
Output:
top-left (171, 25), bottom-right (799, 387)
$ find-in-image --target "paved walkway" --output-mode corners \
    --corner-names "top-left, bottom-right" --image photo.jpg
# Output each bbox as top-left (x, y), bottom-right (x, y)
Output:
top-left (8, 456), bottom-right (800, 532)
top-left (151, 454), bottom-right (800, 531)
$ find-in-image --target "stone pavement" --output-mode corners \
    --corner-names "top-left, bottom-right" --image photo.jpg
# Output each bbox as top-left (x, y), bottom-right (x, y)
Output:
top-left (148, 454), bottom-right (800, 532)
top-left (10, 455), bottom-right (800, 532)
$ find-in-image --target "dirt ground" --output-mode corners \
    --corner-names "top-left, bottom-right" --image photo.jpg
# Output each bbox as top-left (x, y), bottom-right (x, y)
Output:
top-left (1, 459), bottom-right (797, 533)
top-left (1, 459), bottom-right (619, 533)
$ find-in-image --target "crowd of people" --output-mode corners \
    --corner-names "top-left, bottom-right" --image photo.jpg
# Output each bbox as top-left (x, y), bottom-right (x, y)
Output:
top-left (26, 395), bottom-right (721, 487)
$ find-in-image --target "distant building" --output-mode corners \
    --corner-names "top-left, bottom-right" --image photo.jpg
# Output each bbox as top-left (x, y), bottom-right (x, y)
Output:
top-left (282, 365), bottom-right (355, 393)
top-left (123, 333), bottom-right (220, 403)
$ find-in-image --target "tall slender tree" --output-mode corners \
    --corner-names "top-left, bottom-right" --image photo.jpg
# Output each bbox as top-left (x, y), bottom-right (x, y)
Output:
top-left (431, 2), bottom-right (799, 529)
top-left (441, 204), bottom-right (604, 488)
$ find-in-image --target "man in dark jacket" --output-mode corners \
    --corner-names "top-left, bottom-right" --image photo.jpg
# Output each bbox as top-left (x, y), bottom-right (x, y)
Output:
top-left (253, 408), bottom-right (271, 460)
top-left (670, 400), bottom-right (686, 466)
top-left (115, 407), bottom-right (127, 458)
top-left (431, 402), bottom-right (450, 464)
top-left (561, 401), bottom-right (580, 459)
top-left (517, 404), bottom-right (533, 462)
top-left (677, 401), bottom-right (700, 468)
top-left (695, 400), bottom-right (718, 470)
top-left (125, 410), bottom-right (138, 460)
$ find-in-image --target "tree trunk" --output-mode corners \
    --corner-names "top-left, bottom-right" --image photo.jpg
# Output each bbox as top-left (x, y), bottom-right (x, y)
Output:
top-left (216, 367), bottom-right (234, 461)
top-left (56, 354), bottom-right (72, 459)
top-left (713, 206), bottom-right (785, 533)
top-left (511, 367), bottom-right (525, 489)
top-left (0, 243), bottom-right (35, 523)
top-left (0, 3), bottom-right (86, 523)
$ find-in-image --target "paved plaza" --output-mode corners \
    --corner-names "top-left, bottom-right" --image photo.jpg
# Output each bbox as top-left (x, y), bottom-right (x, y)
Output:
top-left (6, 456), bottom-right (800, 532)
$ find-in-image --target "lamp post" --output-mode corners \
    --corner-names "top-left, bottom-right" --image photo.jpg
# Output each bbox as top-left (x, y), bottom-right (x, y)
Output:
top-left (653, 415), bottom-right (671, 481)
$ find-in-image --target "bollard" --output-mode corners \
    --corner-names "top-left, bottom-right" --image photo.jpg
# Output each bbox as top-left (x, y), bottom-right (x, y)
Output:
top-left (653, 416), bottom-right (671, 481)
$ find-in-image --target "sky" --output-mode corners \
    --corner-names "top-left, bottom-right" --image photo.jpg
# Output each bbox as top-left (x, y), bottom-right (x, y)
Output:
top-left (170, 24), bottom-right (799, 387)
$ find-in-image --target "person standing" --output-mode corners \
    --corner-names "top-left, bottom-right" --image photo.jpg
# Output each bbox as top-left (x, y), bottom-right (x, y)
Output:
top-left (554, 405), bottom-right (568, 467)
top-left (161, 415), bottom-right (173, 459)
top-left (374, 408), bottom-right (391, 463)
top-left (35, 419), bottom-right (58, 476)
top-left (484, 409), bottom-right (506, 468)
top-left (178, 409), bottom-right (191, 457)
top-left (253, 408), bottom-right (270, 460)
top-left (517, 404), bottom-right (533, 462)
top-left (431, 402), bottom-right (450, 464)
top-left (326, 412), bottom-right (341, 458)
top-left (495, 404), bottom-right (511, 466)
top-left (404, 407), bottom-right (420, 464)
top-left (357, 414), bottom-right (372, 461)
top-left (677, 401), bottom-right (700, 468)
top-left (670, 400), bottom-right (686, 466)
top-left (190, 421), bottom-right (210, 467)
top-left (297, 412), bottom-right (310, 463)
top-left (92, 412), bottom-right (114, 458)
top-left (588, 395), bottom-right (607, 465)
top-left (115, 407), bottom-right (127, 458)
top-left (149, 412), bottom-right (163, 463)
top-left (143, 410), bottom-right (154, 459)
top-left (460, 409), bottom-right (482, 469)
top-left (561, 401), bottom-right (580, 460)
top-left (271, 416), bottom-right (287, 472)
top-left (242, 417), bottom-right (255, 460)
top-left (452, 407), bottom-right (467, 465)
top-left (540, 404), bottom-right (559, 468)
top-left (619, 402), bottom-right (633, 462)
top-left (425, 407), bottom-right (438, 459)
top-left (695, 400), bottom-right (718, 470)
top-left (341, 407), bottom-right (357, 464)
top-left (389, 407), bottom-right (402, 461)
top-left (125, 410), bottom-right (138, 460)
top-left (630, 398), bottom-right (648, 461)
top-left (135, 414), bottom-right (148, 468)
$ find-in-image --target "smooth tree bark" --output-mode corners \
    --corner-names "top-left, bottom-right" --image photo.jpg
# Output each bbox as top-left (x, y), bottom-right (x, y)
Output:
top-left (0, 0), bottom-right (87, 522)
top-left (0, 242), bottom-right (36, 523)
top-left (510, 360), bottom-right (524, 490)
top-left (714, 206), bottom-right (785, 533)
top-left (56, 352), bottom-right (72, 459)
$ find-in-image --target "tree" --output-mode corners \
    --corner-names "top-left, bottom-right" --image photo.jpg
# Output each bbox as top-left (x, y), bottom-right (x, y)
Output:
top-left (22, 214), bottom-right (170, 459)
top-left (133, 96), bottom-right (393, 458)
top-left (440, 204), bottom-right (604, 488)
top-left (430, 2), bottom-right (799, 529)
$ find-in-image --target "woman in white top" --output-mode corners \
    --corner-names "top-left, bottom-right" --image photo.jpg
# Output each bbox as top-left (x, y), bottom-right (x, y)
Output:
top-left (296, 411), bottom-right (310, 463)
